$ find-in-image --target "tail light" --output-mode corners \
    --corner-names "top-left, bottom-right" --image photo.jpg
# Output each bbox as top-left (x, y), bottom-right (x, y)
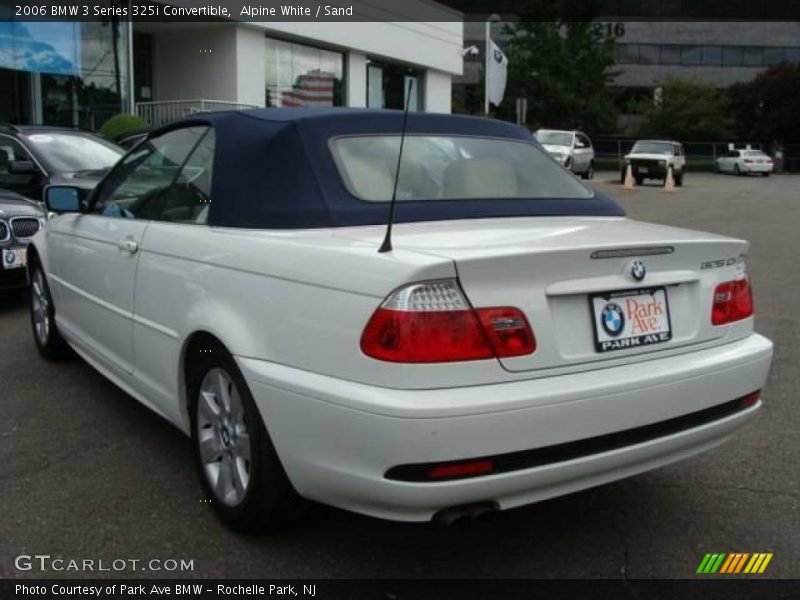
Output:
top-left (360, 279), bottom-right (535, 363)
top-left (744, 159), bottom-right (754, 164)
top-left (711, 265), bottom-right (753, 325)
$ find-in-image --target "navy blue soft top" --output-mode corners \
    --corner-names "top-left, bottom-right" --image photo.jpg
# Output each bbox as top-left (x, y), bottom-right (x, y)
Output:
top-left (152, 108), bottom-right (624, 229)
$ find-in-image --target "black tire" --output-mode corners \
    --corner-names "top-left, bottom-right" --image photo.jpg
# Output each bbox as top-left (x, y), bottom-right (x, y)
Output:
top-left (635, 176), bottom-right (644, 186)
top-left (581, 161), bottom-right (594, 180)
top-left (29, 262), bottom-right (70, 360)
top-left (620, 169), bottom-right (627, 184)
top-left (188, 345), bottom-right (304, 533)
top-left (564, 157), bottom-right (571, 170)
top-left (675, 171), bottom-right (684, 186)
top-left (734, 164), bottom-right (741, 176)
top-left (763, 172), bottom-right (771, 177)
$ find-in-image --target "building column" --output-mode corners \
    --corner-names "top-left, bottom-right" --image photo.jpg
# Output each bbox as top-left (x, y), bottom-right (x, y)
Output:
top-left (424, 69), bottom-right (452, 113)
top-left (346, 51), bottom-right (367, 108)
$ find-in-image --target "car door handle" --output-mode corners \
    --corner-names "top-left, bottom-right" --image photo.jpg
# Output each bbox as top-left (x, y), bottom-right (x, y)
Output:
top-left (117, 238), bottom-right (139, 254)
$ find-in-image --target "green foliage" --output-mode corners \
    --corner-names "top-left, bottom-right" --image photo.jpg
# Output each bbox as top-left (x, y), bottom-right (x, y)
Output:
top-left (99, 113), bottom-right (149, 141)
top-left (636, 76), bottom-right (732, 141)
top-left (729, 63), bottom-right (800, 142)
top-left (498, 0), bottom-right (618, 133)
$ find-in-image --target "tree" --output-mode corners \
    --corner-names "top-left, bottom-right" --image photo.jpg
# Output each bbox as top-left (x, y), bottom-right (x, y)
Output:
top-left (636, 76), bottom-right (732, 141)
top-left (729, 63), bottom-right (800, 142)
top-left (498, 0), bottom-right (618, 133)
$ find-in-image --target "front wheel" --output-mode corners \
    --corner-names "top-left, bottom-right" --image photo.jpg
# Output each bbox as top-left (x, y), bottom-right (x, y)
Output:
top-left (734, 164), bottom-right (741, 176)
top-left (675, 171), bottom-right (684, 186)
top-left (189, 348), bottom-right (303, 532)
top-left (29, 264), bottom-right (70, 360)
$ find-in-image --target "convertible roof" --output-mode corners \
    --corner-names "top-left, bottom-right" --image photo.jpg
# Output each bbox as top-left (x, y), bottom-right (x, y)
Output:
top-left (156, 108), bottom-right (624, 229)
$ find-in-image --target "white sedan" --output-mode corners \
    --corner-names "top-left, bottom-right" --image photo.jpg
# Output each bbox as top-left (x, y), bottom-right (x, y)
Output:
top-left (716, 149), bottom-right (774, 176)
top-left (29, 109), bottom-right (773, 532)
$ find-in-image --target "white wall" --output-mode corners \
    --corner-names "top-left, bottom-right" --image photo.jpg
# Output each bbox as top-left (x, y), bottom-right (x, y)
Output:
top-left (235, 27), bottom-right (267, 106)
top-left (424, 69), bottom-right (452, 113)
top-left (346, 51), bottom-right (367, 108)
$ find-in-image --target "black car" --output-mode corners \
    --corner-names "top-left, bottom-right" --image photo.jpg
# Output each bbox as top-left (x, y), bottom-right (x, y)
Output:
top-left (0, 124), bottom-right (124, 202)
top-left (0, 188), bottom-right (44, 289)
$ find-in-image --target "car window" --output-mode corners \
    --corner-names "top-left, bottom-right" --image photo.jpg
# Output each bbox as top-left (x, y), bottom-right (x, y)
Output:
top-left (331, 135), bottom-right (593, 202)
top-left (152, 128), bottom-right (215, 224)
top-left (631, 141), bottom-right (673, 154)
top-left (535, 131), bottom-right (574, 147)
top-left (22, 132), bottom-right (122, 173)
top-left (577, 134), bottom-right (591, 148)
top-left (0, 136), bottom-right (32, 174)
top-left (92, 126), bottom-right (210, 219)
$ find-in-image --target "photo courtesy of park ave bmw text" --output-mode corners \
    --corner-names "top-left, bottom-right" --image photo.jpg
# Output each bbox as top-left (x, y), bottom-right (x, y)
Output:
top-left (0, 0), bottom-right (798, 597)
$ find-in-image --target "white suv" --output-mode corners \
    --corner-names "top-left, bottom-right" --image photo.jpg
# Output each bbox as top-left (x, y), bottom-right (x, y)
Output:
top-left (535, 129), bottom-right (595, 179)
top-left (623, 140), bottom-right (686, 186)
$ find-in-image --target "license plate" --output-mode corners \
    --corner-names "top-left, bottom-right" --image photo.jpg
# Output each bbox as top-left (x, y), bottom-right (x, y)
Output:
top-left (590, 287), bottom-right (672, 353)
top-left (2, 248), bottom-right (27, 270)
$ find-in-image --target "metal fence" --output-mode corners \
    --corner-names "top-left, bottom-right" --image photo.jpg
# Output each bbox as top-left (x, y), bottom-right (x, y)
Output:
top-left (135, 99), bottom-right (259, 129)
top-left (591, 138), bottom-right (800, 172)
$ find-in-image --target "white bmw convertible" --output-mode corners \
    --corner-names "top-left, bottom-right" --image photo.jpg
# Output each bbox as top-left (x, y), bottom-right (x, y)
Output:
top-left (29, 108), bottom-right (772, 531)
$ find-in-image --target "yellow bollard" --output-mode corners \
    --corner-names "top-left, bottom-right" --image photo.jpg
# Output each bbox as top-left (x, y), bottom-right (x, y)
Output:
top-left (663, 166), bottom-right (675, 193)
top-left (622, 164), bottom-right (635, 190)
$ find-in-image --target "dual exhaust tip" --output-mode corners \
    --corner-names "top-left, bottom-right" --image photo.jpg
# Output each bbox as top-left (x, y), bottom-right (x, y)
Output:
top-left (432, 501), bottom-right (500, 528)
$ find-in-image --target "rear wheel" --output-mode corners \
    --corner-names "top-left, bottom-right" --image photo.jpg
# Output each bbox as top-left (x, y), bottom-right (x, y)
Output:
top-left (763, 172), bottom-right (771, 177)
top-left (29, 263), bottom-right (70, 360)
top-left (581, 161), bottom-right (594, 180)
top-left (189, 346), bottom-right (303, 533)
top-left (635, 176), bottom-right (644, 186)
top-left (734, 164), bottom-right (741, 176)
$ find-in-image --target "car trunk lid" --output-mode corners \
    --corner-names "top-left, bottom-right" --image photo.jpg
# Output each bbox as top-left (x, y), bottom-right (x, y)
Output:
top-left (336, 217), bottom-right (749, 373)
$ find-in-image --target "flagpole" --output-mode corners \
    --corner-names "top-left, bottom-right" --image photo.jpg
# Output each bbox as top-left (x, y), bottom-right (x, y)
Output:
top-left (484, 18), bottom-right (490, 115)
top-left (484, 14), bottom-right (500, 116)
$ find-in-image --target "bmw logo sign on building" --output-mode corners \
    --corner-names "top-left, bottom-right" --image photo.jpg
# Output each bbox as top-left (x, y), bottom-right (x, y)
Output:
top-left (601, 302), bottom-right (625, 337)
top-left (629, 260), bottom-right (646, 282)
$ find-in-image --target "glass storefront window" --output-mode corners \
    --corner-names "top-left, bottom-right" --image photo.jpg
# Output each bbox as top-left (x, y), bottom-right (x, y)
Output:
top-left (0, 21), bottom-right (130, 129)
top-left (366, 59), bottom-right (421, 110)
top-left (265, 37), bottom-right (344, 108)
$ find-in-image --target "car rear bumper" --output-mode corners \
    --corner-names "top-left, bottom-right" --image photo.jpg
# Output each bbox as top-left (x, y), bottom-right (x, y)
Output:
top-left (743, 164), bottom-right (773, 173)
top-left (238, 333), bottom-right (772, 521)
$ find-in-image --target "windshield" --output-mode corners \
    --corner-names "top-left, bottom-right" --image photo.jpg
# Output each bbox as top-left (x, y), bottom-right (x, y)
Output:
top-left (535, 131), bottom-right (574, 146)
top-left (331, 135), bottom-right (593, 202)
top-left (631, 141), bottom-right (673, 155)
top-left (743, 150), bottom-right (768, 157)
top-left (23, 132), bottom-right (123, 173)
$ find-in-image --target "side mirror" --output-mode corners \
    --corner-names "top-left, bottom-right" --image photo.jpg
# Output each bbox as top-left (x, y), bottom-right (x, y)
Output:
top-left (44, 185), bottom-right (82, 213)
top-left (9, 160), bottom-right (36, 174)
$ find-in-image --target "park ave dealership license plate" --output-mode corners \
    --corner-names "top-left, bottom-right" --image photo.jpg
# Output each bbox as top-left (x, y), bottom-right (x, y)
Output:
top-left (2, 248), bottom-right (26, 270)
top-left (590, 287), bottom-right (672, 352)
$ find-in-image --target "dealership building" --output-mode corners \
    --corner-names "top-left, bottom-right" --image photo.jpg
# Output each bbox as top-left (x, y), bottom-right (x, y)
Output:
top-left (0, 1), bottom-right (464, 129)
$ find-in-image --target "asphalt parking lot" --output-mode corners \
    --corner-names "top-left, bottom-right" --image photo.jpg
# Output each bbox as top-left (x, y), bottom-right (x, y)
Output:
top-left (1, 171), bottom-right (798, 579)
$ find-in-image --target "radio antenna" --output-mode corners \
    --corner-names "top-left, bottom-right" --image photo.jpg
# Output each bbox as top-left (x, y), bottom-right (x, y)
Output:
top-left (378, 78), bottom-right (415, 254)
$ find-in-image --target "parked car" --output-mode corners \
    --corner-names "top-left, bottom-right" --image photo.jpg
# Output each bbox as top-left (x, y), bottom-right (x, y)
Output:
top-left (30, 109), bottom-right (772, 532)
top-left (0, 124), bottom-right (124, 201)
top-left (715, 149), bottom-right (773, 177)
top-left (534, 129), bottom-right (595, 179)
top-left (0, 188), bottom-right (44, 290)
top-left (622, 140), bottom-right (686, 186)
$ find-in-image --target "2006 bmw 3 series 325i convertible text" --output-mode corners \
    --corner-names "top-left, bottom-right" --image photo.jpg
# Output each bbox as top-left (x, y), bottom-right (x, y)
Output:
top-left (28, 109), bottom-right (772, 532)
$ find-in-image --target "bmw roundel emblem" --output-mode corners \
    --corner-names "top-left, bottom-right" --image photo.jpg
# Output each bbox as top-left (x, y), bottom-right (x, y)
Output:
top-left (629, 260), bottom-right (646, 282)
top-left (5, 252), bottom-right (15, 265)
top-left (601, 302), bottom-right (625, 337)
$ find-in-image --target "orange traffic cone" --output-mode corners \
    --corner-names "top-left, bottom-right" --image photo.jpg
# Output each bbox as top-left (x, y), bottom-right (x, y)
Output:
top-left (622, 164), bottom-right (635, 190)
top-left (663, 166), bottom-right (675, 193)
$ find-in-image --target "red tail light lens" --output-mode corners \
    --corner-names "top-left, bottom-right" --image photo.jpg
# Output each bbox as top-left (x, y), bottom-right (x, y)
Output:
top-left (429, 460), bottom-right (494, 479)
top-left (712, 276), bottom-right (753, 325)
top-left (744, 159), bottom-right (754, 164)
top-left (361, 280), bottom-right (535, 363)
top-left (476, 307), bottom-right (536, 357)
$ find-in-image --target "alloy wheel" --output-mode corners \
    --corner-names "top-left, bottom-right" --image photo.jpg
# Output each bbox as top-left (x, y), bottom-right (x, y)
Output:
top-left (31, 269), bottom-right (51, 346)
top-left (196, 368), bottom-right (252, 506)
